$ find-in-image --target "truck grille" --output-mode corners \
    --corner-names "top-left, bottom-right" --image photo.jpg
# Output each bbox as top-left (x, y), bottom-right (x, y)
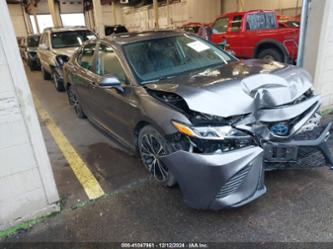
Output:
top-left (216, 164), bottom-right (251, 199)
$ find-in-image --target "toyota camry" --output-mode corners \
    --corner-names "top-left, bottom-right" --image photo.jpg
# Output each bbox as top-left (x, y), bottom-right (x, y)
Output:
top-left (63, 31), bottom-right (333, 210)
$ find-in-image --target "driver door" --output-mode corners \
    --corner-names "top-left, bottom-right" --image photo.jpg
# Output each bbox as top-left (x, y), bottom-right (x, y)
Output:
top-left (88, 43), bottom-right (139, 147)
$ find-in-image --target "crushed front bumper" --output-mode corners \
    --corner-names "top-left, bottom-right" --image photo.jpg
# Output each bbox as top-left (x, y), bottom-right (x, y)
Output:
top-left (160, 146), bottom-right (266, 210)
top-left (160, 123), bottom-right (332, 210)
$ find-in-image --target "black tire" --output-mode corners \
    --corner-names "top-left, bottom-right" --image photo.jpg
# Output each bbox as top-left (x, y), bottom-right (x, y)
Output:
top-left (138, 125), bottom-right (176, 187)
top-left (67, 84), bottom-right (75, 106)
top-left (258, 48), bottom-right (284, 62)
top-left (70, 86), bottom-right (86, 119)
top-left (41, 67), bottom-right (51, 80)
top-left (52, 71), bottom-right (65, 92)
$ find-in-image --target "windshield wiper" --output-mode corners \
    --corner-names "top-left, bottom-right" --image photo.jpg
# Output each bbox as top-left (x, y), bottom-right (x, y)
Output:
top-left (141, 75), bottom-right (176, 85)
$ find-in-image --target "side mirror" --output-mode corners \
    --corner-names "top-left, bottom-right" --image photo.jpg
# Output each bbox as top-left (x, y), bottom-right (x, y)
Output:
top-left (39, 44), bottom-right (48, 50)
top-left (99, 75), bottom-right (124, 93)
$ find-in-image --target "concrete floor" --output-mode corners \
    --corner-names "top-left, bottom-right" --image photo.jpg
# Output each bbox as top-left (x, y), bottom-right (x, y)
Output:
top-left (4, 67), bottom-right (333, 242)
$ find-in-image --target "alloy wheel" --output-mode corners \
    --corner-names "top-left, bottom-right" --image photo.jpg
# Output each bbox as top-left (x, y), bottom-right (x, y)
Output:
top-left (139, 133), bottom-right (169, 182)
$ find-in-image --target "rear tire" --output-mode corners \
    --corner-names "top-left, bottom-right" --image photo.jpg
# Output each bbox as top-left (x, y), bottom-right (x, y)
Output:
top-left (52, 71), bottom-right (65, 92)
top-left (70, 86), bottom-right (86, 119)
top-left (42, 67), bottom-right (51, 80)
top-left (258, 48), bottom-right (284, 62)
top-left (138, 125), bottom-right (176, 187)
top-left (67, 84), bottom-right (75, 105)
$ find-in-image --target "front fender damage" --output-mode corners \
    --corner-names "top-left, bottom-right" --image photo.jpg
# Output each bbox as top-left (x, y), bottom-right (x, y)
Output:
top-left (147, 68), bottom-right (333, 210)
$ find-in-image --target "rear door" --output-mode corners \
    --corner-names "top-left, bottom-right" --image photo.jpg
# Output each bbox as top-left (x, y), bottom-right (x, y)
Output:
top-left (243, 11), bottom-right (279, 58)
top-left (72, 43), bottom-right (99, 116)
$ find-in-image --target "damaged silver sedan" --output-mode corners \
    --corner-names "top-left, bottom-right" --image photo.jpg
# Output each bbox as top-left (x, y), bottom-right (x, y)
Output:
top-left (63, 31), bottom-right (333, 210)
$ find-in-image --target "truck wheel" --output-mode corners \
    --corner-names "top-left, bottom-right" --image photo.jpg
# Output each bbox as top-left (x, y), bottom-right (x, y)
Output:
top-left (258, 48), bottom-right (284, 62)
top-left (41, 67), bottom-right (51, 80)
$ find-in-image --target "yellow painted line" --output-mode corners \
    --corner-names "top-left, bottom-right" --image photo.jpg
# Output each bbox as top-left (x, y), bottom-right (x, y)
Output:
top-left (34, 97), bottom-right (105, 200)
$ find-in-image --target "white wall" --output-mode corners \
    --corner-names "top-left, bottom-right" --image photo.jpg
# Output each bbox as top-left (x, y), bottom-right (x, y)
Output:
top-left (304, 0), bottom-right (333, 108)
top-left (0, 2), bottom-right (59, 230)
top-left (102, 3), bottom-right (124, 26)
top-left (187, 0), bottom-right (221, 23)
top-left (8, 4), bottom-right (27, 37)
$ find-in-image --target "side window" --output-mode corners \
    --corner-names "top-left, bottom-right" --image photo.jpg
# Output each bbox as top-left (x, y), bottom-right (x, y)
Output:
top-left (212, 17), bottom-right (229, 34)
top-left (231, 16), bottom-right (242, 32)
top-left (246, 13), bottom-right (278, 31)
top-left (77, 44), bottom-right (96, 71)
top-left (96, 44), bottom-right (127, 83)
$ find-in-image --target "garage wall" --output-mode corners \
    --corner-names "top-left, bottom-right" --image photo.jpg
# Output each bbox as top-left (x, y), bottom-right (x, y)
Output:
top-left (102, 3), bottom-right (124, 27)
top-left (305, 0), bottom-right (333, 108)
top-left (0, 2), bottom-right (59, 230)
top-left (221, 0), bottom-right (303, 16)
top-left (120, 1), bottom-right (189, 31)
top-left (187, 0), bottom-right (221, 23)
top-left (60, 2), bottom-right (83, 14)
top-left (8, 4), bottom-right (27, 37)
top-left (118, 0), bottom-right (220, 31)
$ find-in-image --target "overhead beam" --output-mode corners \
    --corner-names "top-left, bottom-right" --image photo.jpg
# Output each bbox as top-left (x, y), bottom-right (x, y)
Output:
top-left (112, 2), bottom-right (117, 25)
top-left (48, 0), bottom-right (62, 27)
top-left (22, 3), bottom-right (33, 34)
top-left (32, 6), bottom-right (40, 33)
top-left (153, 0), bottom-right (159, 30)
top-left (92, 0), bottom-right (104, 37)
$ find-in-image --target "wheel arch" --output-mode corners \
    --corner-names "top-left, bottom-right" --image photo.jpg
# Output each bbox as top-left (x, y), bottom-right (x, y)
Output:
top-left (254, 39), bottom-right (289, 62)
top-left (133, 120), bottom-right (163, 152)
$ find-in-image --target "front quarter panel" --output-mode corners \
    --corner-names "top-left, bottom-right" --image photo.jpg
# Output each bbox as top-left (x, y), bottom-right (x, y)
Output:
top-left (135, 87), bottom-right (192, 136)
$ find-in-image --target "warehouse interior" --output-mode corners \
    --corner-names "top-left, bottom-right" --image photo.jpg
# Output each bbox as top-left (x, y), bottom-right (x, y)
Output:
top-left (2, 0), bottom-right (333, 246)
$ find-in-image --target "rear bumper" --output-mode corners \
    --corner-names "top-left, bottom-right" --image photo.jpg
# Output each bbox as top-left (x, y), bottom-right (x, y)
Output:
top-left (160, 146), bottom-right (266, 210)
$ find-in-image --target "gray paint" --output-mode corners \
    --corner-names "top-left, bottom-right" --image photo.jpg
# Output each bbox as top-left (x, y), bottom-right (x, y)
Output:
top-left (64, 31), bottom-right (332, 210)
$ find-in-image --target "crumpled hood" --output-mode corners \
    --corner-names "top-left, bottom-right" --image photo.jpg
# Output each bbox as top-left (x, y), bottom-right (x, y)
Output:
top-left (145, 59), bottom-right (313, 118)
top-left (52, 47), bottom-right (78, 57)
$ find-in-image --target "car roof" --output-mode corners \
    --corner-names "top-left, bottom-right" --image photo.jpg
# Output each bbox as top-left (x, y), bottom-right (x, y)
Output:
top-left (104, 30), bottom-right (184, 45)
top-left (216, 9), bottom-right (275, 19)
top-left (44, 26), bottom-right (92, 33)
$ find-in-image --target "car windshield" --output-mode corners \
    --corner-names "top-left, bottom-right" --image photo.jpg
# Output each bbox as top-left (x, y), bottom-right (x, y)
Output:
top-left (27, 35), bottom-right (40, 47)
top-left (51, 30), bottom-right (96, 49)
top-left (123, 34), bottom-right (235, 84)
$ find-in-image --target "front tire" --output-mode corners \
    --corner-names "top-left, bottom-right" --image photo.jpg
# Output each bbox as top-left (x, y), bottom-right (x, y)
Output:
top-left (42, 67), bottom-right (51, 80)
top-left (138, 125), bottom-right (176, 187)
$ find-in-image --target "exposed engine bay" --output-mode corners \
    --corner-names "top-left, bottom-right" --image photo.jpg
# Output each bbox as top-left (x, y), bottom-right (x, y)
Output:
top-left (145, 63), bottom-right (333, 209)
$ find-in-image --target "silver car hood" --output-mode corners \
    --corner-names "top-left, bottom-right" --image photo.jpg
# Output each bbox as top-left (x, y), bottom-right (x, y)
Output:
top-left (145, 60), bottom-right (315, 119)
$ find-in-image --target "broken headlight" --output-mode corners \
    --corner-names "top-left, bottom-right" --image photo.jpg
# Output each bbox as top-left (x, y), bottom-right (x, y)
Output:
top-left (172, 121), bottom-right (254, 153)
top-left (172, 121), bottom-right (250, 140)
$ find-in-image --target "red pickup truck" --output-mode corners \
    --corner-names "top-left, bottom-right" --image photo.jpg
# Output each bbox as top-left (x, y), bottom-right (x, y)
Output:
top-left (210, 10), bottom-right (299, 63)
